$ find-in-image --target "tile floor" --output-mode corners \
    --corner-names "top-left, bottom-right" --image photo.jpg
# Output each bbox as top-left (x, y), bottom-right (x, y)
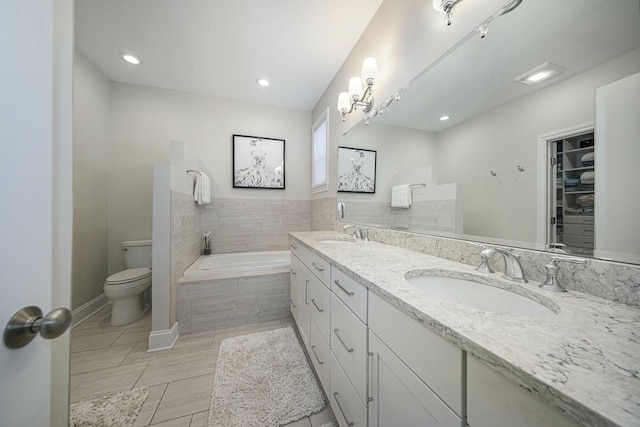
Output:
top-left (70, 306), bottom-right (337, 426)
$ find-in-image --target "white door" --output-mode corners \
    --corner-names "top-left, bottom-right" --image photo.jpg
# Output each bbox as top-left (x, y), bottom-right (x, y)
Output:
top-left (0, 1), bottom-right (74, 426)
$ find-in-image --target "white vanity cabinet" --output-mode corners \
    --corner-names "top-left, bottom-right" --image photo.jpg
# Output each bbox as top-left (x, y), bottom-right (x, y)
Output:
top-left (368, 293), bottom-right (466, 426)
top-left (467, 356), bottom-right (582, 427)
top-left (290, 243), bottom-right (311, 351)
top-left (289, 254), bottom-right (301, 325)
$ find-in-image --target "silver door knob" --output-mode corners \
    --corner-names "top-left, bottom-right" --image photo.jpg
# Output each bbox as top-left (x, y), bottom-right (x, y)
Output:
top-left (4, 306), bottom-right (72, 349)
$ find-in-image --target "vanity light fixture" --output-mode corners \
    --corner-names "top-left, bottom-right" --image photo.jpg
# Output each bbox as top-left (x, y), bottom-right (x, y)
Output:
top-left (515, 62), bottom-right (565, 85)
top-left (120, 53), bottom-right (141, 65)
top-left (256, 78), bottom-right (270, 87)
top-left (432, 0), bottom-right (467, 26)
top-left (337, 57), bottom-right (378, 122)
top-left (439, 115), bottom-right (450, 121)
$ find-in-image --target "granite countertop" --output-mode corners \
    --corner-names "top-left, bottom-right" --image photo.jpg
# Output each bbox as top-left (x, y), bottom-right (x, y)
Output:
top-left (289, 231), bottom-right (640, 427)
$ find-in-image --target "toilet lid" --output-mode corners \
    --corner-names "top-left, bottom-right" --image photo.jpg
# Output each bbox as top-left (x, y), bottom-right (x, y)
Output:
top-left (106, 268), bottom-right (151, 285)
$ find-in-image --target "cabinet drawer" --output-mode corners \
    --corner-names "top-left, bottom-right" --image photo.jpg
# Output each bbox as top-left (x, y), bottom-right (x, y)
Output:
top-left (331, 293), bottom-right (368, 404)
top-left (310, 320), bottom-right (331, 394)
top-left (564, 223), bottom-right (594, 236)
top-left (289, 239), bottom-right (301, 257)
top-left (563, 234), bottom-right (594, 248)
top-left (563, 215), bottom-right (594, 225)
top-left (369, 332), bottom-right (464, 427)
top-left (309, 273), bottom-right (331, 343)
top-left (331, 352), bottom-right (368, 427)
top-left (290, 255), bottom-right (300, 323)
top-left (331, 266), bottom-right (368, 323)
top-left (298, 245), bottom-right (330, 287)
top-left (369, 293), bottom-right (465, 417)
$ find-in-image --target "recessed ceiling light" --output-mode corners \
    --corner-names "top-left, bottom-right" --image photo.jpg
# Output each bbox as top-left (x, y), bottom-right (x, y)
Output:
top-left (120, 53), bottom-right (141, 65)
top-left (256, 78), bottom-right (270, 87)
top-left (440, 115), bottom-right (450, 121)
top-left (515, 62), bottom-right (564, 85)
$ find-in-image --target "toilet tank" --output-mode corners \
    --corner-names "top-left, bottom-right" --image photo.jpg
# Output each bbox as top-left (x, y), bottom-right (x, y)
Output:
top-left (122, 240), bottom-right (152, 269)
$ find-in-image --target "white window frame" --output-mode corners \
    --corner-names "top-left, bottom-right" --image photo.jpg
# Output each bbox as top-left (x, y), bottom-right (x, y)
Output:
top-left (311, 107), bottom-right (329, 193)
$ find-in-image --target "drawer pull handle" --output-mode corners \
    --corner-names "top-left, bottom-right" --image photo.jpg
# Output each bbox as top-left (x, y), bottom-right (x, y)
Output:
top-left (290, 269), bottom-right (297, 275)
top-left (333, 280), bottom-right (354, 296)
top-left (333, 392), bottom-right (355, 426)
top-left (291, 244), bottom-right (298, 249)
top-left (290, 300), bottom-right (296, 308)
top-left (312, 262), bottom-right (324, 272)
top-left (311, 298), bottom-right (324, 312)
top-left (311, 345), bottom-right (324, 365)
top-left (334, 328), bottom-right (354, 353)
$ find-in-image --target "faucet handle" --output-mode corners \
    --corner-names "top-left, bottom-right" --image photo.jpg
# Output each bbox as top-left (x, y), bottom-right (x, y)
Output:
top-left (540, 256), bottom-right (586, 293)
top-left (476, 247), bottom-right (495, 274)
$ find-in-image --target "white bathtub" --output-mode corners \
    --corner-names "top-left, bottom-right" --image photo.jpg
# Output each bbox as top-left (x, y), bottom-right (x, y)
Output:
top-left (183, 250), bottom-right (291, 278)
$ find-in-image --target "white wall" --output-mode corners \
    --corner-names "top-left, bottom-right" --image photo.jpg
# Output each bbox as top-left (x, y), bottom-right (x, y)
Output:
top-left (72, 50), bottom-right (111, 309)
top-left (437, 49), bottom-right (640, 242)
top-left (595, 72), bottom-right (640, 263)
top-left (108, 83), bottom-right (311, 274)
top-left (312, 0), bottom-right (506, 198)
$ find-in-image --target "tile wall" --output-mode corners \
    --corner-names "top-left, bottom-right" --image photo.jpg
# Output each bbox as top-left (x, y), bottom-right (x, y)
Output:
top-left (311, 196), bottom-right (337, 231)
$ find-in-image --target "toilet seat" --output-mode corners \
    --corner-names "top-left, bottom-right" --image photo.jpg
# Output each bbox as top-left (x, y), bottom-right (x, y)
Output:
top-left (106, 267), bottom-right (151, 285)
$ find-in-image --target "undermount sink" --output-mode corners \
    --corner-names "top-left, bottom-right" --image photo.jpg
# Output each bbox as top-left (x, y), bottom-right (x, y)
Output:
top-left (316, 238), bottom-right (356, 244)
top-left (406, 273), bottom-right (556, 318)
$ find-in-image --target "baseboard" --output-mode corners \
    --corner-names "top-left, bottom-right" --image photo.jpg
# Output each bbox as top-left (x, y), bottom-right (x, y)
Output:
top-left (71, 294), bottom-right (110, 328)
top-left (147, 321), bottom-right (179, 352)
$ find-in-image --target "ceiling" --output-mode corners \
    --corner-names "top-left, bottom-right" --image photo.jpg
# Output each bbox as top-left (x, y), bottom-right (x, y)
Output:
top-left (75, 0), bottom-right (385, 111)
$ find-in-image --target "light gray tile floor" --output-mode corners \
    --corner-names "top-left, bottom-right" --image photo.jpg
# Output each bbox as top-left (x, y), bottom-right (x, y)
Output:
top-left (69, 305), bottom-right (336, 426)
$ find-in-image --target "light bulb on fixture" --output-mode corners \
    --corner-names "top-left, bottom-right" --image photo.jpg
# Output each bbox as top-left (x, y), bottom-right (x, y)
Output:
top-left (432, 0), bottom-right (465, 26)
top-left (336, 57), bottom-right (378, 121)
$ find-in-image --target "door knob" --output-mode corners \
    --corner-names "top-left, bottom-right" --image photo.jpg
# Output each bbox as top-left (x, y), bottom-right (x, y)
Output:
top-left (4, 306), bottom-right (72, 349)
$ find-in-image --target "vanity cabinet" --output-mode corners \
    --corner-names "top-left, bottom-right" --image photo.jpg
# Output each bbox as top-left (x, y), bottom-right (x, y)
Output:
top-left (290, 244), bottom-right (311, 350)
top-left (467, 356), bottom-right (582, 427)
top-left (368, 293), bottom-right (466, 426)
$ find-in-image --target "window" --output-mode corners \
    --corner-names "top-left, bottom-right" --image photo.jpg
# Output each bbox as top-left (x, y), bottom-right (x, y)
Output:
top-left (312, 107), bottom-right (329, 193)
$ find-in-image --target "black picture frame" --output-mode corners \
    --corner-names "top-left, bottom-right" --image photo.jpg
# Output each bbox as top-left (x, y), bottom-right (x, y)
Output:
top-left (232, 134), bottom-right (285, 189)
top-left (337, 146), bottom-right (377, 193)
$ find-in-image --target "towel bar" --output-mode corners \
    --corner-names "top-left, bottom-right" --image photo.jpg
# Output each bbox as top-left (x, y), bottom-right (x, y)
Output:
top-left (186, 169), bottom-right (202, 175)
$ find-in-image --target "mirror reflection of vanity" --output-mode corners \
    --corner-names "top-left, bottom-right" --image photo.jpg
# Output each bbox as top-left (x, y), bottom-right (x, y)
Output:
top-left (337, 0), bottom-right (640, 264)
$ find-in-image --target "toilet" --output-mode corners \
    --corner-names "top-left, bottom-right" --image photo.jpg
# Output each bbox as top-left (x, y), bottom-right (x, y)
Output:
top-left (104, 240), bottom-right (152, 326)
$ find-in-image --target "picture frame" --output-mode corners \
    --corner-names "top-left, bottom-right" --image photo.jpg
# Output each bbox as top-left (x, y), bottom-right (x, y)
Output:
top-left (337, 146), bottom-right (377, 193)
top-left (233, 134), bottom-right (285, 189)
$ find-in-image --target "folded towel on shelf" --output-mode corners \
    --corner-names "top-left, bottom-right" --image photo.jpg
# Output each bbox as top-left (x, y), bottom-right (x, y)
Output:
top-left (581, 152), bottom-right (595, 163)
top-left (582, 160), bottom-right (594, 167)
top-left (580, 171), bottom-right (595, 184)
top-left (391, 184), bottom-right (412, 208)
top-left (194, 172), bottom-right (211, 205)
top-left (578, 184), bottom-right (594, 191)
top-left (564, 178), bottom-right (581, 185)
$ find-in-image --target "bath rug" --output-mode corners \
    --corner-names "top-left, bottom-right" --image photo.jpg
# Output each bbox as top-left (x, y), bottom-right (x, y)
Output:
top-left (318, 423), bottom-right (336, 427)
top-left (70, 387), bottom-right (149, 427)
top-left (208, 326), bottom-right (326, 427)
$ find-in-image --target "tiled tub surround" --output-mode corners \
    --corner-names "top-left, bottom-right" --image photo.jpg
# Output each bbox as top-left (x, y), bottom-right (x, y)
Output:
top-left (339, 223), bottom-right (640, 307)
top-left (202, 198), bottom-right (310, 254)
top-left (289, 231), bottom-right (640, 427)
top-left (177, 270), bottom-right (291, 334)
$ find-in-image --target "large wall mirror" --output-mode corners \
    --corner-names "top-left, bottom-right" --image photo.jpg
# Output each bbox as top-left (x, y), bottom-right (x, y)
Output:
top-left (338, 0), bottom-right (640, 264)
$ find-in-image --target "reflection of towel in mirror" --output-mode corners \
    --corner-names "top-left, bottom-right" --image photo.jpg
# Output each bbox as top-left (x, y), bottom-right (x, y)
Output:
top-left (194, 173), bottom-right (211, 205)
top-left (580, 171), bottom-right (595, 184)
top-left (391, 185), bottom-right (411, 208)
top-left (581, 152), bottom-right (595, 163)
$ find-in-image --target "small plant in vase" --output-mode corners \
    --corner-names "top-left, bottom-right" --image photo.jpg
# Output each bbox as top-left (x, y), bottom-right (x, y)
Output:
top-left (203, 231), bottom-right (212, 255)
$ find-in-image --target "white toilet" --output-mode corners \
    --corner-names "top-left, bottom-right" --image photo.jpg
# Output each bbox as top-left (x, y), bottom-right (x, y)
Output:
top-left (104, 240), bottom-right (152, 326)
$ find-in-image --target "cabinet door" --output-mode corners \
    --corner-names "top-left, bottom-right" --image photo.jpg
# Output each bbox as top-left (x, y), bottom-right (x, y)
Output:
top-left (290, 255), bottom-right (301, 324)
top-left (369, 332), bottom-right (464, 427)
top-left (296, 264), bottom-right (312, 351)
top-left (467, 356), bottom-right (582, 427)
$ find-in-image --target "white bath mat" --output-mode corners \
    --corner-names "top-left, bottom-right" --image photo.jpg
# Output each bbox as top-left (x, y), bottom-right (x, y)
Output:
top-left (208, 326), bottom-right (326, 427)
top-left (70, 387), bottom-right (149, 427)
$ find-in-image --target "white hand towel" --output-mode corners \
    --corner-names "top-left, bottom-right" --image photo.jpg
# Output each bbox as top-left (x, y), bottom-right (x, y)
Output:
top-left (194, 173), bottom-right (212, 205)
top-left (391, 184), bottom-right (412, 208)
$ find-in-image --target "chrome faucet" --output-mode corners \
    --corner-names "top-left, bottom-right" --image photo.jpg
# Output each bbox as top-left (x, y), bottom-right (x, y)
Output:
top-left (343, 224), bottom-right (368, 241)
top-left (476, 246), bottom-right (527, 283)
top-left (539, 256), bottom-right (586, 292)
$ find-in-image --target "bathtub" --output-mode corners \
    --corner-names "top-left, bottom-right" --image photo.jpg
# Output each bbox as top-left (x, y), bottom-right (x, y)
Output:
top-left (183, 250), bottom-right (290, 277)
top-left (178, 250), bottom-right (292, 334)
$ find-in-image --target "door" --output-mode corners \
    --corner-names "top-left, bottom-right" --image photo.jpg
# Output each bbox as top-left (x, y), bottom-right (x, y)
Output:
top-left (0, 1), bottom-right (73, 426)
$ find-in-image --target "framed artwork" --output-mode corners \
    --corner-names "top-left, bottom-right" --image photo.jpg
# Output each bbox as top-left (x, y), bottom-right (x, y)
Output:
top-left (337, 146), bottom-right (376, 193)
top-left (233, 134), bottom-right (285, 189)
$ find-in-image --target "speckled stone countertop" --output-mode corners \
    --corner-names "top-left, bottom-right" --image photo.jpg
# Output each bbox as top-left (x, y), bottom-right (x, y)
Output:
top-left (289, 232), bottom-right (640, 427)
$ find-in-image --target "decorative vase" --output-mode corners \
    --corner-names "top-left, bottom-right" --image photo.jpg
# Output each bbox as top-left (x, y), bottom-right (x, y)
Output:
top-left (203, 248), bottom-right (211, 255)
